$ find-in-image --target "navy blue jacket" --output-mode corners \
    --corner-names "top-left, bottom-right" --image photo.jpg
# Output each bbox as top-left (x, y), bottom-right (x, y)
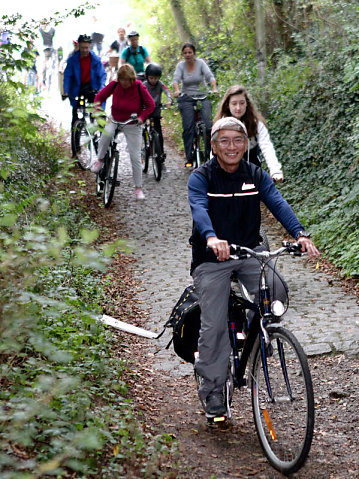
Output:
top-left (188, 157), bottom-right (304, 272)
top-left (63, 51), bottom-right (106, 107)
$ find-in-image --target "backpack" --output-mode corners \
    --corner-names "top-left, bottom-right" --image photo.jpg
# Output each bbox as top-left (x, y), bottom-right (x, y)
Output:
top-left (165, 285), bottom-right (201, 364)
top-left (164, 284), bottom-right (252, 364)
top-left (125, 45), bottom-right (146, 63)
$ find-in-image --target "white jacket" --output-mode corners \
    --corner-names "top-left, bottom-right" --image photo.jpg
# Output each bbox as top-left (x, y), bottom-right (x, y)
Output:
top-left (248, 120), bottom-right (282, 177)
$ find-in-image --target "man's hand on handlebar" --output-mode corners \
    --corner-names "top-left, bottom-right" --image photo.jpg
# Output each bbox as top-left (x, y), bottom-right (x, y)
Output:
top-left (297, 237), bottom-right (320, 256)
top-left (207, 236), bottom-right (230, 261)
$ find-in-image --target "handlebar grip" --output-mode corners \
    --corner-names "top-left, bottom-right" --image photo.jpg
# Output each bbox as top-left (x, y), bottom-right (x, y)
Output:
top-left (283, 241), bottom-right (303, 255)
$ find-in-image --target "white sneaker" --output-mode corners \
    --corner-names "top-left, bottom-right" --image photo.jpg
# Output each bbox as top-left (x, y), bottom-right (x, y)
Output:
top-left (135, 188), bottom-right (145, 200)
top-left (90, 160), bottom-right (104, 173)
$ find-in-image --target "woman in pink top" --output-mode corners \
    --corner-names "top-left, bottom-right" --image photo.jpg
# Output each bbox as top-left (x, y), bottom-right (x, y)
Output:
top-left (91, 63), bottom-right (155, 200)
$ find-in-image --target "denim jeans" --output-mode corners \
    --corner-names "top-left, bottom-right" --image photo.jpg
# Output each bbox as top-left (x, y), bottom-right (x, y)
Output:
top-left (178, 95), bottom-right (212, 162)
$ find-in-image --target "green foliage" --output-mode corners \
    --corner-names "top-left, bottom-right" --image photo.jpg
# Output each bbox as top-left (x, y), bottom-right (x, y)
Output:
top-left (146, 0), bottom-right (359, 276)
top-left (0, 188), bottom-right (174, 477)
top-left (266, 28), bottom-right (359, 276)
top-left (0, 29), bottom-right (175, 476)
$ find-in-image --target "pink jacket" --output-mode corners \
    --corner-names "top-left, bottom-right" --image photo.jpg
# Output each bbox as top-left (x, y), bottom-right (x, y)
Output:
top-left (94, 79), bottom-right (155, 122)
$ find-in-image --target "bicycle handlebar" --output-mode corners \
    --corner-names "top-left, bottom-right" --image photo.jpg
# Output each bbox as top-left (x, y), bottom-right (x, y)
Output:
top-left (229, 241), bottom-right (303, 261)
top-left (178, 93), bottom-right (208, 101)
top-left (110, 113), bottom-right (138, 126)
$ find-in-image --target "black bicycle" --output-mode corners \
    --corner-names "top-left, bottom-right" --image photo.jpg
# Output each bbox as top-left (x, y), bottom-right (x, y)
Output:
top-left (96, 114), bottom-right (138, 208)
top-left (141, 116), bottom-right (164, 182)
top-left (178, 94), bottom-right (210, 169)
top-left (71, 96), bottom-right (99, 170)
top-left (194, 241), bottom-right (314, 475)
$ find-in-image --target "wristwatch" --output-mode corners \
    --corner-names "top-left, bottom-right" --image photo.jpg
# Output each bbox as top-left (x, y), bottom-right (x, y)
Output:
top-left (295, 230), bottom-right (311, 240)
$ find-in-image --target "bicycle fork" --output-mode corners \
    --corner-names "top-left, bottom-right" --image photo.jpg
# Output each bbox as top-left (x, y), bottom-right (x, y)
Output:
top-left (259, 277), bottom-right (294, 404)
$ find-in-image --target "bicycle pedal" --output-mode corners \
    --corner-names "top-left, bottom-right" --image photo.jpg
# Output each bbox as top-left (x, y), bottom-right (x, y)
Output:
top-left (115, 180), bottom-right (120, 187)
top-left (206, 413), bottom-right (227, 424)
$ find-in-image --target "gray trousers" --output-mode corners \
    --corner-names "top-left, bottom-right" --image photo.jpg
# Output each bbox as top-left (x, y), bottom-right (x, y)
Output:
top-left (192, 250), bottom-right (287, 400)
top-left (97, 121), bottom-right (143, 188)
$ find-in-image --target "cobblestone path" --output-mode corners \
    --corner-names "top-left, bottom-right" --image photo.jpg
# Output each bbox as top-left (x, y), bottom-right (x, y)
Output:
top-left (105, 139), bottom-right (359, 377)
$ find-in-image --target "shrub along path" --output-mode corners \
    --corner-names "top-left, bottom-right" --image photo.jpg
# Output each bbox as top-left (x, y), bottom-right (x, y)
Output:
top-left (75, 134), bottom-right (359, 478)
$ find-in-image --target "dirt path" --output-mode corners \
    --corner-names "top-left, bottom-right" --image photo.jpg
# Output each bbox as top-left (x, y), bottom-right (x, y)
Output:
top-left (75, 136), bottom-right (359, 479)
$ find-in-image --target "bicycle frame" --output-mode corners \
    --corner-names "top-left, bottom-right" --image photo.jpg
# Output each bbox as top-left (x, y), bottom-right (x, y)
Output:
top-left (227, 245), bottom-right (292, 393)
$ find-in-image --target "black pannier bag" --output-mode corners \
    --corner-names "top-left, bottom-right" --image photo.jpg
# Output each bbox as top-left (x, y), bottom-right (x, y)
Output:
top-left (165, 285), bottom-right (201, 364)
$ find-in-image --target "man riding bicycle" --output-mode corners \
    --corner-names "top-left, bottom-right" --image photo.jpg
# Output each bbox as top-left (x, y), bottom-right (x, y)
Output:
top-left (120, 31), bottom-right (151, 78)
top-left (62, 34), bottom-right (106, 135)
top-left (188, 117), bottom-right (319, 418)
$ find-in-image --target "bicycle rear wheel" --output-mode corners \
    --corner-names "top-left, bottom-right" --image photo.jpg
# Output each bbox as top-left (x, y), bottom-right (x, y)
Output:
top-left (196, 124), bottom-right (207, 168)
top-left (251, 326), bottom-right (314, 475)
top-left (103, 151), bottom-right (119, 208)
top-left (141, 128), bottom-right (150, 173)
top-left (151, 131), bottom-right (162, 182)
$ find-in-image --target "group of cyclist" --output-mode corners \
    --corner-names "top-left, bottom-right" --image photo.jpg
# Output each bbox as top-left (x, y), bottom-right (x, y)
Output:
top-left (60, 29), bottom-right (321, 421)
top-left (62, 29), bottom-right (285, 200)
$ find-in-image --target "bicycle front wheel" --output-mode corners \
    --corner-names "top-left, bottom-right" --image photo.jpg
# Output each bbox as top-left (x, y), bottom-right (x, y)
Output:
top-left (151, 131), bottom-right (162, 182)
top-left (141, 128), bottom-right (150, 173)
top-left (72, 120), bottom-right (93, 170)
top-left (103, 151), bottom-right (119, 208)
top-left (251, 326), bottom-right (314, 475)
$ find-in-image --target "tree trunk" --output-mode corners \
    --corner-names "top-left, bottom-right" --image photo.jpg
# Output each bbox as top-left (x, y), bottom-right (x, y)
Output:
top-left (169, 0), bottom-right (194, 43)
top-left (254, 0), bottom-right (266, 83)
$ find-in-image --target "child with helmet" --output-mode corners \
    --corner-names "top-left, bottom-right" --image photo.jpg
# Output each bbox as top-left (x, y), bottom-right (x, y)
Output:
top-left (143, 63), bottom-right (172, 161)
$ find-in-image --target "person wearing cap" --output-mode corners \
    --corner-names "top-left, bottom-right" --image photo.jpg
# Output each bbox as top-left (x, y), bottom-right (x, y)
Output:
top-left (214, 85), bottom-right (284, 181)
top-left (188, 117), bottom-right (319, 419)
top-left (62, 34), bottom-right (106, 140)
top-left (120, 31), bottom-right (151, 76)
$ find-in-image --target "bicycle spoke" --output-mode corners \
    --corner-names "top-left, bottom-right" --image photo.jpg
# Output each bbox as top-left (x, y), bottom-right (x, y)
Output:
top-left (251, 326), bottom-right (314, 475)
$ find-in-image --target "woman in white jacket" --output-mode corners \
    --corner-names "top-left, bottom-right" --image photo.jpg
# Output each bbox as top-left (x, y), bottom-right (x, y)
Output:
top-left (214, 85), bottom-right (284, 181)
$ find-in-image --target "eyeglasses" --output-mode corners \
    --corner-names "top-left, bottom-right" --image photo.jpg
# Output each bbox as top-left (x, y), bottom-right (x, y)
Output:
top-left (215, 137), bottom-right (247, 147)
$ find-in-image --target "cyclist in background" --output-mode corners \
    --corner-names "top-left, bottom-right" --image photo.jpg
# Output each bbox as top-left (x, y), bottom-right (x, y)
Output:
top-left (214, 85), bottom-right (284, 182)
top-left (143, 63), bottom-right (172, 163)
top-left (120, 31), bottom-right (151, 79)
top-left (62, 34), bottom-right (106, 135)
top-left (106, 27), bottom-right (128, 55)
top-left (188, 116), bottom-right (319, 417)
top-left (39, 23), bottom-right (56, 90)
top-left (90, 63), bottom-right (155, 200)
top-left (23, 40), bottom-right (39, 91)
top-left (173, 43), bottom-right (218, 167)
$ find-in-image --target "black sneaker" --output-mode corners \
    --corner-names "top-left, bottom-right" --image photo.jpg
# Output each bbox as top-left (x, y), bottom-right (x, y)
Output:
top-left (205, 390), bottom-right (226, 418)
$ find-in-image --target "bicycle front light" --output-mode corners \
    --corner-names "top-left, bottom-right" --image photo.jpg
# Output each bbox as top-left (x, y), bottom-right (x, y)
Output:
top-left (271, 300), bottom-right (285, 317)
